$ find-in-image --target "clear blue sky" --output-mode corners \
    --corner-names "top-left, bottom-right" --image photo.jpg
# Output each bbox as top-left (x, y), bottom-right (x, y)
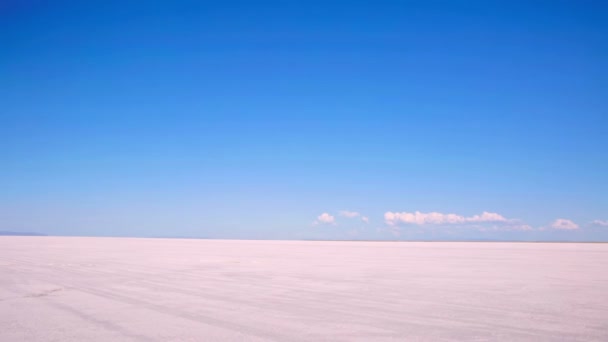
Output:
top-left (1, 1), bottom-right (607, 240)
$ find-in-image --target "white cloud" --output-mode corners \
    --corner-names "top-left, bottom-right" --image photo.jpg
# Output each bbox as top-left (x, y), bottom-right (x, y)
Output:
top-left (313, 213), bottom-right (335, 225)
top-left (592, 220), bottom-right (608, 227)
top-left (339, 210), bottom-right (360, 218)
top-left (550, 218), bottom-right (579, 230)
top-left (339, 210), bottom-right (369, 224)
top-left (384, 211), bottom-right (508, 226)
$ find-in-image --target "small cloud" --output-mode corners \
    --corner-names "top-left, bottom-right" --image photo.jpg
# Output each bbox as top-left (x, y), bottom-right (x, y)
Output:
top-left (313, 212), bottom-right (336, 225)
top-left (485, 223), bottom-right (534, 231)
top-left (514, 224), bottom-right (534, 231)
top-left (551, 218), bottom-right (579, 230)
top-left (592, 220), bottom-right (608, 227)
top-left (339, 210), bottom-right (360, 218)
top-left (339, 210), bottom-right (369, 224)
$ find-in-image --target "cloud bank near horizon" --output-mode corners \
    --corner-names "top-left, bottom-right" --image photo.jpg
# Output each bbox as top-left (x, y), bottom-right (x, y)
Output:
top-left (312, 210), bottom-right (608, 235)
top-left (384, 211), bottom-right (508, 226)
top-left (313, 211), bottom-right (370, 226)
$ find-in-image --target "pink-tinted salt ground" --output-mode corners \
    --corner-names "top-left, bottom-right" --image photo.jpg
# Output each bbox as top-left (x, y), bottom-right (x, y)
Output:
top-left (1, 237), bottom-right (607, 341)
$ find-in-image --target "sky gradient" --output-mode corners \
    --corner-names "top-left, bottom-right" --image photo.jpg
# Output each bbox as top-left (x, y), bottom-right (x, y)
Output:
top-left (1, 1), bottom-right (607, 240)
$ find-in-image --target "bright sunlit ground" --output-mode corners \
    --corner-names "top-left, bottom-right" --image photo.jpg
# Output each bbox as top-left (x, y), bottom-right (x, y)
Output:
top-left (1, 237), bottom-right (607, 341)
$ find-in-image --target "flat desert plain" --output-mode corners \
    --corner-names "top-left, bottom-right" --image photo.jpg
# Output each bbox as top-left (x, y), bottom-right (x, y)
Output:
top-left (1, 237), bottom-right (607, 341)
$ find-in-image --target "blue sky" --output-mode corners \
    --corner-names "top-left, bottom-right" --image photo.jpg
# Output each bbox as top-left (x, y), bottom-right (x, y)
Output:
top-left (1, 1), bottom-right (607, 240)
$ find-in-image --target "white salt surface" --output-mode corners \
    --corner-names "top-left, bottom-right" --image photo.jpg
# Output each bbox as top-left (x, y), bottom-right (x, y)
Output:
top-left (1, 237), bottom-right (607, 341)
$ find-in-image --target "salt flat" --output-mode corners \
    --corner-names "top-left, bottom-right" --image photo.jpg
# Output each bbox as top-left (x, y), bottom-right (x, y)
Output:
top-left (0, 237), bottom-right (607, 341)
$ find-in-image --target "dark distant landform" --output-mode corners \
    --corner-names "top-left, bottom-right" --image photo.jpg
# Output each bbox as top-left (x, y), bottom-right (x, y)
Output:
top-left (0, 231), bottom-right (47, 236)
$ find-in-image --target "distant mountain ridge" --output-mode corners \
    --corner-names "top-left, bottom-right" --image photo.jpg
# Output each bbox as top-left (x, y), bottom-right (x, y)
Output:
top-left (0, 231), bottom-right (47, 236)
